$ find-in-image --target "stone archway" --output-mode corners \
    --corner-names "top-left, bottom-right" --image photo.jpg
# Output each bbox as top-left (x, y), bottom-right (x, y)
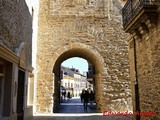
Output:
top-left (36, 43), bottom-right (106, 114)
top-left (36, 40), bottom-right (133, 114)
top-left (52, 43), bottom-right (105, 113)
top-left (36, 0), bottom-right (133, 115)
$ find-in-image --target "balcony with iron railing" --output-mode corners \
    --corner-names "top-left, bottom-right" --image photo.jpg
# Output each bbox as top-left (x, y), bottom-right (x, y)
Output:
top-left (122, 0), bottom-right (160, 32)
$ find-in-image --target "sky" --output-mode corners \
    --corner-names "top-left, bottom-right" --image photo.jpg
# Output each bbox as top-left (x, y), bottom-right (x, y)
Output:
top-left (61, 57), bottom-right (88, 74)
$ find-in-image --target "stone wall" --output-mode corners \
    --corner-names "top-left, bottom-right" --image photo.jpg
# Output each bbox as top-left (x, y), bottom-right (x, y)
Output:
top-left (49, 0), bottom-right (104, 16)
top-left (0, 0), bottom-right (32, 64)
top-left (36, 0), bottom-right (132, 113)
top-left (0, 0), bottom-right (33, 119)
top-left (129, 15), bottom-right (160, 120)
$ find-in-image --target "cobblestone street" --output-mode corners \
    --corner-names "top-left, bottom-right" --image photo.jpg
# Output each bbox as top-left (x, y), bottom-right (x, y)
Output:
top-left (33, 98), bottom-right (132, 120)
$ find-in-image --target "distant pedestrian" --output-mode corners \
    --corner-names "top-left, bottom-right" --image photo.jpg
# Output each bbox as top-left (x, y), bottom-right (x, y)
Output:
top-left (63, 90), bottom-right (66, 100)
top-left (83, 90), bottom-right (89, 111)
top-left (89, 90), bottom-right (94, 108)
top-left (67, 91), bottom-right (71, 100)
top-left (87, 87), bottom-right (92, 94)
top-left (80, 89), bottom-right (85, 103)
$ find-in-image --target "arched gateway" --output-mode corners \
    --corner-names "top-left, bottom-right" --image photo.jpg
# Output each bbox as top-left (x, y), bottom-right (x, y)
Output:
top-left (52, 43), bottom-right (104, 112)
top-left (35, 0), bottom-right (132, 114)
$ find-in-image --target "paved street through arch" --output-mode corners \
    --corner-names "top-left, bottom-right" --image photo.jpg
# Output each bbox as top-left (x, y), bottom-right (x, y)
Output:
top-left (33, 97), bottom-right (132, 120)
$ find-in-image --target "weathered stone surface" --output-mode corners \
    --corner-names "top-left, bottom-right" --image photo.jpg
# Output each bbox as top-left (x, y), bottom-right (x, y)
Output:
top-left (128, 12), bottom-right (160, 120)
top-left (0, 0), bottom-right (33, 120)
top-left (36, 0), bottom-right (132, 114)
top-left (0, 0), bottom-right (32, 64)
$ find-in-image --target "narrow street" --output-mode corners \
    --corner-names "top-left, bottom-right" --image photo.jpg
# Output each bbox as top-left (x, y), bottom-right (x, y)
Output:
top-left (33, 97), bottom-right (132, 120)
top-left (59, 97), bottom-right (96, 113)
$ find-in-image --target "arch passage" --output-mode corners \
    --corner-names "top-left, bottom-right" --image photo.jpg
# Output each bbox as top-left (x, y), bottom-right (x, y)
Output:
top-left (35, 43), bottom-right (132, 114)
top-left (52, 44), bottom-right (104, 112)
top-left (35, 43), bottom-right (105, 113)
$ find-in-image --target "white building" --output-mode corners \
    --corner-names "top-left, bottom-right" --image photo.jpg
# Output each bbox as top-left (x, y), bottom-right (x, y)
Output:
top-left (60, 66), bottom-right (89, 97)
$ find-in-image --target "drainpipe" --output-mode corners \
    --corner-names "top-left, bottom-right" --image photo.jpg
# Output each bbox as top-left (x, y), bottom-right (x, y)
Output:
top-left (133, 38), bottom-right (140, 120)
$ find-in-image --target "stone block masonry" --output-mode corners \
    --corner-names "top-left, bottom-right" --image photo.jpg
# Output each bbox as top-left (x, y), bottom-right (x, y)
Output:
top-left (36, 0), bottom-right (132, 114)
top-left (0, 0), bottom-right (33, 120)
top-left (0, 0), bottom-right (32, 64)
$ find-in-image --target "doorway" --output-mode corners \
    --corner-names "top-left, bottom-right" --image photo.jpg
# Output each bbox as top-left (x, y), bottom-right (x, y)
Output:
top-left (0, 61), bottom-right (4, 117)
top-left (17, 70), bottom-right (25, 120)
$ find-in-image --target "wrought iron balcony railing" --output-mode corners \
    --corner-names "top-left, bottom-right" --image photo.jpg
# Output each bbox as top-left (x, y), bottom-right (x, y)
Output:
top-left (122, 0), bottom-right (160, 29)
